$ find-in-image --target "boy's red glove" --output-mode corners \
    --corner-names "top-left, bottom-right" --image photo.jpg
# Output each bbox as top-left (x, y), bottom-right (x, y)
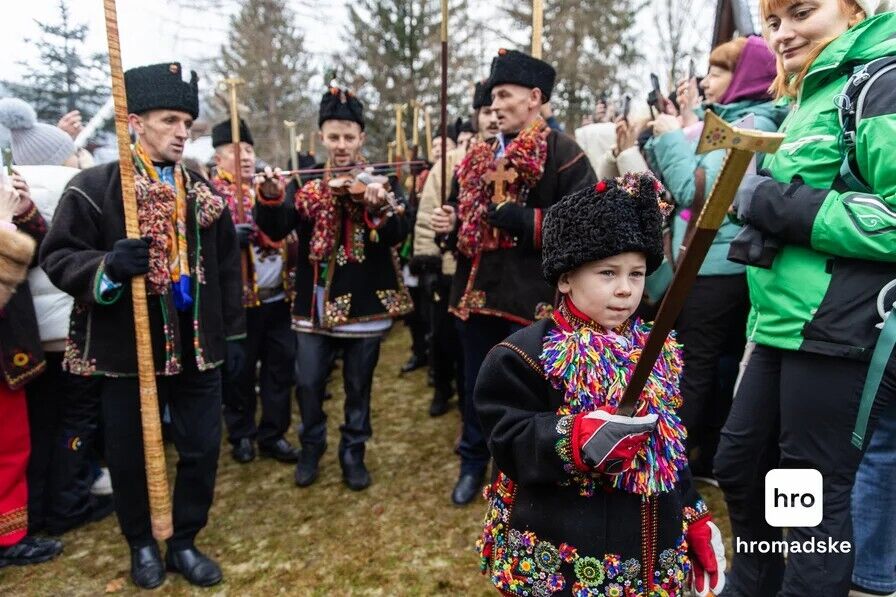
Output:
top-left (571, 407), bottom-right (658, 474)
top-left (687, 516), bottom-right (726, 597)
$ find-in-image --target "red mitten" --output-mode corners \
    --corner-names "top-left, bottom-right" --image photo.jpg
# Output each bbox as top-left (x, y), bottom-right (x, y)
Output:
top-left (687, 516), bottom-right (726, 597)
top-left (571, 407), bottom-right (658, 474)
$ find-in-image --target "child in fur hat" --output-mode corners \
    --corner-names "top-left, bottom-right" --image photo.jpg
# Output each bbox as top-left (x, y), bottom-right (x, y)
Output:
top-left (474, 172), bottom-right (725, 597)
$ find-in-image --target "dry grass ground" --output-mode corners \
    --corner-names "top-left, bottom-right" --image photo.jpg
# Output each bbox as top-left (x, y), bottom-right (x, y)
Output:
top-left (2, 329), bottom-right (728, 596)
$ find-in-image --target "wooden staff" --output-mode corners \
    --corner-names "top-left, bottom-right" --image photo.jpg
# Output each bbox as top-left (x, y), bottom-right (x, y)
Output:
top-left (412, 101), bottom-right (420, 148)
top-left (616, 111), bottom-right (784, 420)
top-left (101, 0), bottom-right (172, 541)
top-left (221, 76), bottom-right (246, 223)
top-left (532, 0), bottom-right (544, 59)
top-left (424, 106), bottom-right (433, 160)
top-left (284, 119), bottom-right (297, 171)
top-left (440, 0), bottom-right (449, 203)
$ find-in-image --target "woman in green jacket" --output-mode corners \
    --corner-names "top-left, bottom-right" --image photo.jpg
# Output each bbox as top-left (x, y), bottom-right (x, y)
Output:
top-left (714, 1), bottom-right (896, 595)
top-left (645, 36), bottom-right (788, 483)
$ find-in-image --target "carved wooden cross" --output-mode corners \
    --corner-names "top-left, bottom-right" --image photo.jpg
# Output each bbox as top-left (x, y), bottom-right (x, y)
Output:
top-left (484, 159), bottom-right (518, 204)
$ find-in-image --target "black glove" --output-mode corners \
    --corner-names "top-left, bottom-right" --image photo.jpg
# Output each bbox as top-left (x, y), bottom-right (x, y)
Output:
top-left (486, 202), bottom-right (530, 237)
top-left (235, 223), bottom-right (253, 249)
top-left (104, 237), bottom-right (151, 283)
top-left (727, 224), bottom-right (781, 269)
top-left (225, 340), bottom-right (246, 380)
top-left (408, 254), bottom-right (441, 277)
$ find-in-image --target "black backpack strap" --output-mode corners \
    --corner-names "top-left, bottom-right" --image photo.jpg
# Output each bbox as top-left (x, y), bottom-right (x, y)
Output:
top-left (834, 56), bottom-right (896, 193)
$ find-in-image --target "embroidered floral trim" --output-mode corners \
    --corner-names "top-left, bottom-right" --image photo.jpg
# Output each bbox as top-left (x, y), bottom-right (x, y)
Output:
top-left (324, 293), bottom-right (352, 327)
top-left (456, 117), bottom-right (549, 258)
top-left (376, 289), bottom-right (413, 316)
top-left (683, 499), bottom-right (709, 526)
top-left (534, 302), bottom-right (554, 321)
top-left (0, 506), bottom-right (27, 539)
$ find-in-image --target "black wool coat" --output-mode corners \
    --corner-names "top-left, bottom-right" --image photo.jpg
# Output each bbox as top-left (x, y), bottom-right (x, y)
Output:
top-left (447, 130), bottom-right (597, 325)
top-left (254, 163), bottom-right (413, 335)
top-left (474, 318), bottom-right (704, 596)
top-left (40, 162), bottom-right (245, 377)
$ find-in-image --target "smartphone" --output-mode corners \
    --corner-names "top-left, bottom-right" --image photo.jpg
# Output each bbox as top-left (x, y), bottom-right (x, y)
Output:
top-left (0, 147), bottom-right (11, 188)
top-left (622, 94), bottom-right (631, 121)
top-left (688, 58), bottom-right (697, 80)
top-left (650, 73), bottom-right (662, 101)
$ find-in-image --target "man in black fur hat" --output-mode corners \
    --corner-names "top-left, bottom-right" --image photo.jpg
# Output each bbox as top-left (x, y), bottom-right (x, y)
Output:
top-left (40, 63), bottom-right (244, 589)
top-left (253, 87), bottom-right (412, 492)
top-left (432, 49), bottom-right (596, 505)
top-left (210, 118), bottom-right (299, 466)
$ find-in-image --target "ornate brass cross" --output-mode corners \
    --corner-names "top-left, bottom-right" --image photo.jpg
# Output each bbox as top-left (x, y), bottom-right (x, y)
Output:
top-left (484, 159), bottom-right (518, 204)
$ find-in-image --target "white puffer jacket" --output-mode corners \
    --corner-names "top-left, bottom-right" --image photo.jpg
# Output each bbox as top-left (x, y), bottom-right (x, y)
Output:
top-left (18, 165), bottom-right (80, 351)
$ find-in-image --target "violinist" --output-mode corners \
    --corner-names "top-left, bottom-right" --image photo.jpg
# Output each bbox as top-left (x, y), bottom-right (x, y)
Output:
top-left (253, 87), bottom-right (413, 492)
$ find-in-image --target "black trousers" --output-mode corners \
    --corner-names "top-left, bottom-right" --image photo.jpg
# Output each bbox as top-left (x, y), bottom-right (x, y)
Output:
top-left (427, 274), bottom-right (464, 399)
top-left (456, 315), bottom-right (521, 477)
top-left (294, 331), bottom-right (381, 463)
top-left (714, 345), bottom-right (896, 596)
top-left (404, 285), bottom-right (429, 361)
top-left (102, 366), bottom-right (222, 550)
top-left (25, 352), bottom-right (102, 533)
top-left (675, 274), bottom-right (749, 471)
top-left (222, 299), bottom-right (296, 448)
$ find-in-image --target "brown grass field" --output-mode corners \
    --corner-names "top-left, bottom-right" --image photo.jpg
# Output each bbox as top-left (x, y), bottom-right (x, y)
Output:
top-left (2, 329), bottom-right (728, 596)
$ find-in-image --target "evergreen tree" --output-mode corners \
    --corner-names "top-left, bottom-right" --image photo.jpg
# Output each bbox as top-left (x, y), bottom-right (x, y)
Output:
top-left (501, 0), bottom-right (641, 131)
top-left (340, 0), bottom-right (477, 160)
top-left (217, 0), bottom-right (315, 167)
top-left (4, 0), bottom-right (109, 123)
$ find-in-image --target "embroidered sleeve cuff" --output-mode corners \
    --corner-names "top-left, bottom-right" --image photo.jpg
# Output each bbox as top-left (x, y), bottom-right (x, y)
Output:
top-left (555, 414), bottom-right (591, 473)
top-left (683, 498), bottom-right (710, 525)
top-left (532, 208), bottom-right (543, 250)
top-left (93, 259), bottom-right (124, 305)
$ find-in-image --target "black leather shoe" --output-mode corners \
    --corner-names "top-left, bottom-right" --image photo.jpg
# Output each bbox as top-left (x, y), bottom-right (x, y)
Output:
top-left (165, 546), bottom-right (222, 587)
top-left (400, 354), bottom-right (427, 374)
top-left (294, 445), bottom-right (325, 487)
top-left (429, 386), bottom-right (453, 417)
top-left (259, 438), bottom-right (299, 463)
top-left (129, 543), bottom-right (165, 589)
top-left (231, 438), bottom-right (255, 463)
top-left (342, 460), bottom-right (371, 491)
top-left (0, 535), bottom-right (63, 568)
top-left (451, 473), bottom-right (484, 506)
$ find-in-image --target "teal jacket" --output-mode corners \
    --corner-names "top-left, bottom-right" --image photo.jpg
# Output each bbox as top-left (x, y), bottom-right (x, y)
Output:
top-left (647, 100), bottom-right (787, 276)
top-left (737, 14), bottom-right (896, 359)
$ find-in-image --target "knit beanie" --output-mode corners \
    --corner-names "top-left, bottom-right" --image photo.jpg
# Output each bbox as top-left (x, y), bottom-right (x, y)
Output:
top-left (0, 98), bottom-right (75, 166)
top-left (856, 0), bottom-right (894, 14)
top-left (542, 173), bottom-right (671, 286)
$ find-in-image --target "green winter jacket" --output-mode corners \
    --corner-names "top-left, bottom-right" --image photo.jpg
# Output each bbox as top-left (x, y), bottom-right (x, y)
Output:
top-left (648, 100), bottom-right (788, 276)
top-left (741, 13), bottom-right (896, 359)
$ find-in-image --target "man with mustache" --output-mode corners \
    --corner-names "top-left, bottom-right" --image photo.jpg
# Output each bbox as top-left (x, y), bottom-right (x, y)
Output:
top-left (40, 63), bottom-right (245, 589)
top-left (253, 88), bottom-right (412, 492)
top-left (210, 118), bottom-right (300, 466)
top-left (431, 50), bottom-right (596, 505)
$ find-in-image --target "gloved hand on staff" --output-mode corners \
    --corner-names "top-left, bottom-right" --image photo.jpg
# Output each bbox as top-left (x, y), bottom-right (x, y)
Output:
top-left (570, 406), bottom-right (659, 475)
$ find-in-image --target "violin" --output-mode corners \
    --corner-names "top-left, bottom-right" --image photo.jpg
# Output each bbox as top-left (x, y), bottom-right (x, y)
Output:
top-left (327, 168), bottom-right (405, 217)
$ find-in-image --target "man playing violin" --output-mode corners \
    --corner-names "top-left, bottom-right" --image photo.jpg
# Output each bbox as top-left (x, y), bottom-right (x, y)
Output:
top-left (253, 87), bottom-right (412, 491)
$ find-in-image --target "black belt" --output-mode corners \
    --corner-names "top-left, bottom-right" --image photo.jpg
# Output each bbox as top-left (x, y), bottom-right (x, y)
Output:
top-left (257, 287), bottom-right (283, 302)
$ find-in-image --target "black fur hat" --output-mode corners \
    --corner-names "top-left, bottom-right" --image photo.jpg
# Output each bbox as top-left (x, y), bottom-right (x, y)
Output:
top-left (211, 118), bottom-right (254, 148)
top-left (542, 173), bottom-right (671, 286)
top-left (125, 62), bottom-right (199, 119)
top-left (472, 80), bottom-right (490, 110)
top-left (318, 87), bottom-right (364, 130)
top-left (484, 49), bottom-right (556, 103)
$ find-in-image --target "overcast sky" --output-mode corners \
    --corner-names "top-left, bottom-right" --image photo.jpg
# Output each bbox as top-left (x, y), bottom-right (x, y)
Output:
top-left (0, 1), bottom-right (719, 107)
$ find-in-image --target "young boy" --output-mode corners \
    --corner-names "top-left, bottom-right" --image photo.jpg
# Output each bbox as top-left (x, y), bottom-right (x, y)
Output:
top-left (474, 173), bottom-right (725, 597)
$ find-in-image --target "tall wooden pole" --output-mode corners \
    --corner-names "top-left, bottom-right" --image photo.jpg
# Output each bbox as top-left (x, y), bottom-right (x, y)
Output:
top-left (284, 120), bottom-right (297, 172)
top-left (532, 0), bottom-right (544, 58)
top-left (101, 0), bottom-right (172, 541)
top-left (440, 0), bottom-right (449, 203)
top-left (221, 77), bottom-right (246, 223)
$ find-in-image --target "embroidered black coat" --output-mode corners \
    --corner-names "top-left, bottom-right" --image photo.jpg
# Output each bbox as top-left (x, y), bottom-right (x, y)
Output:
top-left (254, 164), bottom-right (413, 334)
top-left (0, 205), bottom-right (48, 389)
top-left (446, 130), bottom-right (596, 325)
top-left (40, 161), bottom-right (245, 377)
top-left (474, 318), bottom-right (705, 597)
